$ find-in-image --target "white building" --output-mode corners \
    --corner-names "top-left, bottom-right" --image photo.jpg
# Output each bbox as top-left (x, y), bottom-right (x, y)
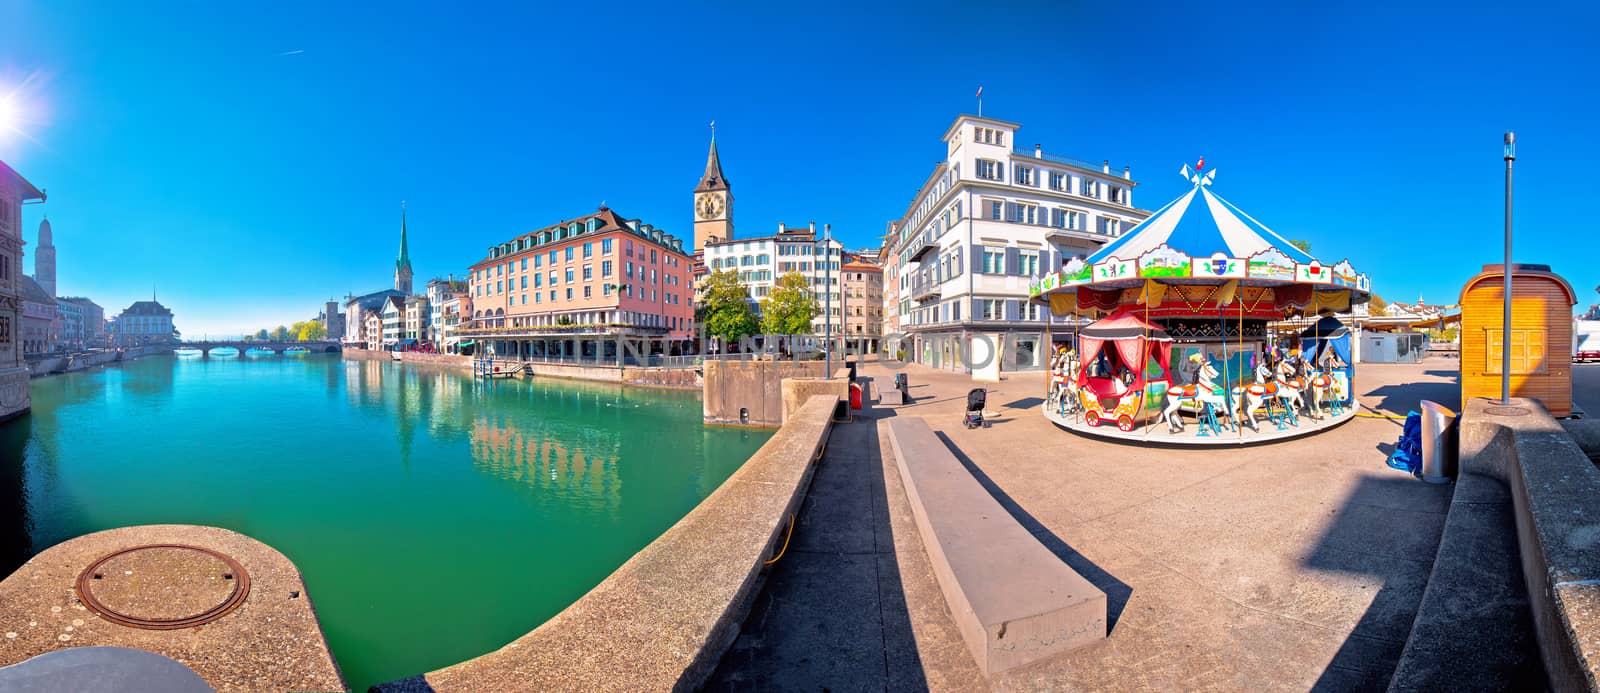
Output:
top-left (702, 222), bottom-right (845, 335)
top-left (380, 295), bottom-right (404, 348)
top-left (426, 278), bottom-right (467, 350)
top-left (883, 114), bottom-right (1151, 372)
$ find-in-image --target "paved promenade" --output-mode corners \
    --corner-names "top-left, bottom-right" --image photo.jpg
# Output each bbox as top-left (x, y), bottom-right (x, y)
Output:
top-left (711, 358), bottom-right (1461, 691)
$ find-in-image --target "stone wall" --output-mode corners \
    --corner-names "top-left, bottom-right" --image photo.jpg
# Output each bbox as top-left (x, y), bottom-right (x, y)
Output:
top-left (703, 359), bottom-right (829, 427)
top-left (372, 394), bottom-right (839, 692)
top-left (779, 368), bottom-right (851, 424)
top-left (343, 349), bottom-right (702, 390)
top-left (622, 366), bottom-right (701, 389)
top-left (1391, 397), bottom-right (1600, 689)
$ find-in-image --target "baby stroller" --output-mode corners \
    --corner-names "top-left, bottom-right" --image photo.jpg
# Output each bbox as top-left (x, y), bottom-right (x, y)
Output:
top-left (964, 388), bottom-right (988, 429)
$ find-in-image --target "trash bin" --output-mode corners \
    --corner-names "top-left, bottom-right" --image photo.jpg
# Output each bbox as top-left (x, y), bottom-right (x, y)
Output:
top-left (849, 382), bottom-right (863, 410)
top-left (1419, 400), bottom-right (1458, 484)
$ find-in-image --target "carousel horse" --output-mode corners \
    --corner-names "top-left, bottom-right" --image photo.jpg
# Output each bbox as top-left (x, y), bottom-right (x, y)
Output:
top-left (1046, 349), bottom-right (1082, 417)
top-left (1270, 352), bottom-right (1308, 422)
top-left (1163, 357), bottom-right (1227, 433)
top-left (1230, 360), bottom-right (1278, 432)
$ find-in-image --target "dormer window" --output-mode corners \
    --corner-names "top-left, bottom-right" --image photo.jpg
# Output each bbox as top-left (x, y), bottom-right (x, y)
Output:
top-left (587, 218), bottom-right (600, 232)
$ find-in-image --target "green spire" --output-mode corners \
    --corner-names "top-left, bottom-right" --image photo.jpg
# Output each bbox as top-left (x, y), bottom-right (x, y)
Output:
top-left (397, 209), bottom-right (412, 273)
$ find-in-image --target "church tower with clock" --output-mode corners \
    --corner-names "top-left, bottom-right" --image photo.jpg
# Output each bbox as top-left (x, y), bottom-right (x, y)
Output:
top-left (692, 131), bottom-right (733, 252)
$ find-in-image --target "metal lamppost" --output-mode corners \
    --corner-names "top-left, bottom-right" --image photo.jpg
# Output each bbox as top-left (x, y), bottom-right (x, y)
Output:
top-left (1502, 132), bottom-right (1515, 405)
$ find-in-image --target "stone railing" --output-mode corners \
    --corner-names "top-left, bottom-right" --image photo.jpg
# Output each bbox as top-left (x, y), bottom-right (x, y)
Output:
top-left (1391, 398), bottom-right (1600, 690)
top-left (373, 395), bottom-right (837, 692)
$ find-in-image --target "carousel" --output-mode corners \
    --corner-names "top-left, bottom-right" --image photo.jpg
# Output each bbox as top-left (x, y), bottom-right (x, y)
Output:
top-left (1032, 161), bottom-right (1370, 445)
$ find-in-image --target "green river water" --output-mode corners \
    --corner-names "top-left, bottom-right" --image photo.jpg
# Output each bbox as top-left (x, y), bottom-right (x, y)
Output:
top-left (0, 352), bottom-right (771, 689)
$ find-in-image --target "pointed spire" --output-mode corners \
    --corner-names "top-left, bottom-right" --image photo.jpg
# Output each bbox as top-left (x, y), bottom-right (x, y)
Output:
top-left (397, 204), bottom-right (412, 274)
top-left (696, 123), bottom-right (729, 192)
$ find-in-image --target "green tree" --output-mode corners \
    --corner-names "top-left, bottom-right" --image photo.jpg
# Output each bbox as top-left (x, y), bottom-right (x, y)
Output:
top-left (1369, 293), bottom-right (1389, 316)
top-left (698, 269), bottom-right (759, 350)
top-left (255, 328), bottom-right (270, 340)
top-left (271, 325), bottom-right (290, 341)
top-left (295, 320), bottom-right (327, 341)
top-left (1289, 239), bottom-right (1312, 254)
top-left (761, 272), bottom-right (819, 335)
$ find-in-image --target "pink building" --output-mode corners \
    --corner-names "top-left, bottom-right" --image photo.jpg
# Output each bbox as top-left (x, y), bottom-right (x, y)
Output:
top-left (461, 207), bottom-right (695, 362)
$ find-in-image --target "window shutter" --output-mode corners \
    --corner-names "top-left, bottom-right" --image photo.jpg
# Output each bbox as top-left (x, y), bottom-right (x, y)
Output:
top-left (1004, 300), bottom-right (1019, 321)
top-left (1005, 247), bottom-right (1020, 275)
top-left (972, 245), bottom-right (985, 275)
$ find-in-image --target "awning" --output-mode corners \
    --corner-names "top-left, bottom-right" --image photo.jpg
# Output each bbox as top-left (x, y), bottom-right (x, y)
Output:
top-left (457, 340), bottom-right (476, 347)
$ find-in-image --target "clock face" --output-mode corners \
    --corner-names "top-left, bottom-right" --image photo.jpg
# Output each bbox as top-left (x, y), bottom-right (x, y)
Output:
top-left (696, 193), bottom-right (724, 220)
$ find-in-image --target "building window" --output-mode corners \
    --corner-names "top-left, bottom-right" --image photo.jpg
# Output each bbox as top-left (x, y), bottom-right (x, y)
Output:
top-left (534, 274), bottom-right (542, 288)
top-left (565, 269), bottom-right (574, 283)
top-left (582, 265), bottom-right (593, 280)
top-left (1051, 208), bottom-right (1083, 230)
top-left (978, 299), bottom-right (1004, 321)
top-left (496, 280), bottom-right (503, 293)
top-left (603, 238), bottom-right (613, 254)
top-left (584, 242), bottom-right (593, 258)
top-left (1014, 165), bottom-right (1034, 186)
top-left (982, 247), bottom-right (1005, 274)
top-left (602, 260), bottom-right (613, 277)
top-left (1081, 179), bottom-right (1099, 198)
top-left (565, 247), bottom-right (574, 262)
top-left (521, 277), bottom-right (528, 289)
top-left (1049, 171), bottom-right (1067, 191)
top-left (1005, 202), bottom-right (1038, 225)
top-left (584, 286), bottom-right (592, 298)
top-left (534, 254), bottom-right (542, 269)
top-left (1019, 250), bottom-right (1039, 276)
top-left (1097, 217), bottom-right (1120, 235)
top-left (987, 200), bottom-right (1003, 220)
top-left (520, 258), bottom-right (528, 271)
top-left (1109, 186), bottom-right (1125, 204)
top-left (603, 283), bottom-right (612, 296)
top-left (976, 159), bottom-right (1001, 181)
top-left (549, 250), bottom-right (558, 264)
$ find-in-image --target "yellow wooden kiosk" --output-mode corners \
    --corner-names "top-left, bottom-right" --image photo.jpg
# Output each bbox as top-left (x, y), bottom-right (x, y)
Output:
top-left (1459, 263), bottom-right (1578, 416)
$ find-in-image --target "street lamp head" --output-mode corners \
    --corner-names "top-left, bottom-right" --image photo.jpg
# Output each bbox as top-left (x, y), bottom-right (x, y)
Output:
top-left (1504, 131), bottom-right (1516, 161)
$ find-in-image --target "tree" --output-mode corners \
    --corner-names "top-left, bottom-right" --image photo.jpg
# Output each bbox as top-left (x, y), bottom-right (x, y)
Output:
top-left (1369, 293), bottom-right (1389, 316)
top-left (1289, 239), bottom-right (1312, 254)
top-left (271, 325), bottom-right (290, 341)
top-left (295, 320), bottom-right (326, 341)
top-left (256, 329), bottom-right (270, 340)
top-left (761, 272), bottom-right (818, 335)
top-left (699, 269), bottom-right (759, 350)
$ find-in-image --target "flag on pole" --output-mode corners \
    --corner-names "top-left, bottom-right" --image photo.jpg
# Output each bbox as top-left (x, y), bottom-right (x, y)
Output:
top-left (976, 86), bottom-right (983, 98)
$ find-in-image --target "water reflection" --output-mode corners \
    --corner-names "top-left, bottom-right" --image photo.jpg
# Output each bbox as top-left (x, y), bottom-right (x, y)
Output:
top-left (0, 415), bottom-right (32, 576)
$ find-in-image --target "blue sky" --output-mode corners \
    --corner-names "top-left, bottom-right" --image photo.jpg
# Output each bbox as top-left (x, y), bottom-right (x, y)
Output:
top-left (2, 1), bottom-right (1597, 336)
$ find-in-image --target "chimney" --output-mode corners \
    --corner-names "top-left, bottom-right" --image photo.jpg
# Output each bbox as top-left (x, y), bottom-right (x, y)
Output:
top-left (1123, 165), bottom-right (1131, 180)
top-left (809, 221), bottom-right (816, 234)
top-left (1102, 160), bottom-right (1110, 174)
top-left (778, 222), bottom-right (786, 233)
top-left (1034, 143), bottom-right (1042, 158)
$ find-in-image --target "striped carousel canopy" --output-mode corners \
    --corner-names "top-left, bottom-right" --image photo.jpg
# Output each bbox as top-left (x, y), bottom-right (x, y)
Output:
top-left (1085, 166), bottom-right (1314, 266)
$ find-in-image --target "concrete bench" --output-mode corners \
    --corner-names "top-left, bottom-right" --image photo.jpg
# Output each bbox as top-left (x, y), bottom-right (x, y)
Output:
top-left (885, 417), bottom-right (1106, 676)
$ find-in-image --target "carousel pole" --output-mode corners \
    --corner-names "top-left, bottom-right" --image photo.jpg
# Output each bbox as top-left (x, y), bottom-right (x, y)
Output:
top-left (1238, 291), bottom-right (1245, 438)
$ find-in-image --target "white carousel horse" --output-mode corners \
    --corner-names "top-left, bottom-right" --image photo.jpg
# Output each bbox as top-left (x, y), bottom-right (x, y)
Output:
top-left (1163, 360), bottom-right (1226, 432)
top-left (1230, 361), bottom-right (1277, 431)
top-left (1046, 350), bottom-right (1082, 416)
top-left (1271, 357), bottom-right (1308, 419)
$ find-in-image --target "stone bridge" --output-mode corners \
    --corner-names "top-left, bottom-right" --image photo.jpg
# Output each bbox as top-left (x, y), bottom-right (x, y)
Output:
top-left (179, 340), bottom-right (342, 356)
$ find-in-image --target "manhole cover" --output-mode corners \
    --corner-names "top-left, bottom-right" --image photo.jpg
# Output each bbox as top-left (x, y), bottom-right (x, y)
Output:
top-left (1485, 406), bottom-right (1531, 417)
top-left (75, 545), bottom-right (250, 630)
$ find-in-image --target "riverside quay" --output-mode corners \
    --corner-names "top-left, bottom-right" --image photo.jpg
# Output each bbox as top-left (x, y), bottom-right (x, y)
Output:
top-left (6, 4), bottom-right (1600, 692)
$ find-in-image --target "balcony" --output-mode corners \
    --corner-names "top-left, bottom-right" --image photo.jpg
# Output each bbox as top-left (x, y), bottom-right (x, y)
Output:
top-left (906, 237), bottom-right (936, 262)
top-left (909, 280), bottom-right (942, 303)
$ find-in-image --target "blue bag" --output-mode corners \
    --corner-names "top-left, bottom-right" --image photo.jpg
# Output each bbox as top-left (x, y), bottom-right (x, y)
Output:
top-left (1386, 411), bottom-right (1423, 474)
